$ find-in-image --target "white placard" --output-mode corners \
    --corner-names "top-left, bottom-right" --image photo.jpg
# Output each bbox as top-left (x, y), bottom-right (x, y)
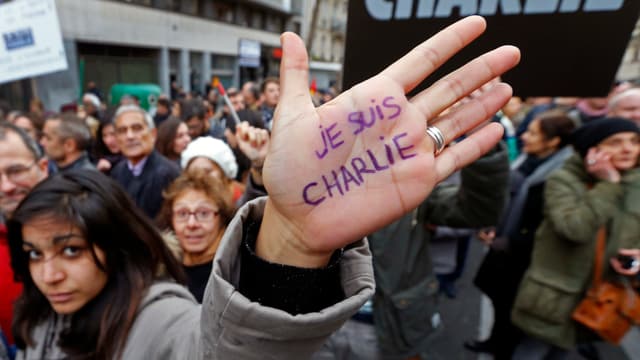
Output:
top-left (0, 0), bottom-right (68, 84)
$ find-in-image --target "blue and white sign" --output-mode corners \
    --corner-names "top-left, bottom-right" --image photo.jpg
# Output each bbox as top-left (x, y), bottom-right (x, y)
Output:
top-left (3, 28), bottom-right (35, 51)
top-left (238, 39), bottom-right (261, 68)
top-left (0, 0), bottom-right (68, 84)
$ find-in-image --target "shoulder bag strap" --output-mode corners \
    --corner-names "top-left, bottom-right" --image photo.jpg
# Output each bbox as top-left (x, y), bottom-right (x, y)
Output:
top-left (591, 226), bottom-right (607, 289)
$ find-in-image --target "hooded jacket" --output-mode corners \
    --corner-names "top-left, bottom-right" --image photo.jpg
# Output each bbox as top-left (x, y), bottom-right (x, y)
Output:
top-left (17, 198), bottom-right (375, 359)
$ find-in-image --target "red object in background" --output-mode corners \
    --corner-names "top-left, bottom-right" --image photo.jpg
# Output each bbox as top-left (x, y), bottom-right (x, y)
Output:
top-left (59, 102), bottom-right (78, 113)
top-left (217, 82), bottom-right (226, 96)
top-left (0, 224), bottom-right (22, 344)
top-left (272, 48), bottom-right (282, 59)
top-left (310, 77), bottom-right (317, 95)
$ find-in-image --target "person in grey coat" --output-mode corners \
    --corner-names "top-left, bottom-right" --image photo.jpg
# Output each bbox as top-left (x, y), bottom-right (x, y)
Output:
top-left (8, 17), bottom-right (520, 359)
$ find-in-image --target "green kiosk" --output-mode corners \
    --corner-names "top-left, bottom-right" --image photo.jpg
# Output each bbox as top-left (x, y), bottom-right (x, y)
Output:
top-left (109, 83), bottom-right (161, 113)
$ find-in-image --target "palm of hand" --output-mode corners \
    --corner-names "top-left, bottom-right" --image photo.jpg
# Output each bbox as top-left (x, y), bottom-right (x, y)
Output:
top-left (256, 17), bottom-right (520, 266)
top-left (264, 76), bottom-right (436, 252)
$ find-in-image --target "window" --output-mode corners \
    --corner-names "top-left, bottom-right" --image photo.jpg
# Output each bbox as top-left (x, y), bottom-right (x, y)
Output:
top-left (236, 5), bottom-right (249, 26)
top-left (250, 10), bottom-right (264, 29)
top-left (213, 2), bottom-right (233, 23)
top-left (179, 0), bottom-right (198, 15)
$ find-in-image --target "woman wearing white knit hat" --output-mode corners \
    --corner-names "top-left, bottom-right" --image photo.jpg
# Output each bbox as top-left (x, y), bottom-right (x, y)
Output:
top-left (181, 136), bottom-right (245, 203)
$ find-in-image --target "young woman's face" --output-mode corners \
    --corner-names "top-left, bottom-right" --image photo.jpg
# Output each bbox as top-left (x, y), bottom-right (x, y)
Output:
top-left (101, 123), bottom-right (120, 154)
top-left (597, 132), bottom-right (640, 171)
top-left (172, 123), bottom-right (191, 155)
top-left (22, 217), bottom-right (107, 315)
top-left (171, 189), bottom-right (222, 259)
top-left (521, 119), bottom-right (557, 157)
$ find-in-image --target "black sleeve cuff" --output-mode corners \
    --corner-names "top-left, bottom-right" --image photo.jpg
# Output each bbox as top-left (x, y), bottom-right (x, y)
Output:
top-left (238, 219), bottom-right (345, 315)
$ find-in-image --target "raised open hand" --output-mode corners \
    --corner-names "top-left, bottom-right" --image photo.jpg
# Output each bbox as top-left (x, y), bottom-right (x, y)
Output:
top-left (256, 16), bottom-right (520, 267)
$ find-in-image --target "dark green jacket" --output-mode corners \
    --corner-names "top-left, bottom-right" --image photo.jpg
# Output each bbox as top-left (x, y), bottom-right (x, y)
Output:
top-left (370, 143), bottom-right (510, 357)
top-left (512, 153), bottom-right (640, 349)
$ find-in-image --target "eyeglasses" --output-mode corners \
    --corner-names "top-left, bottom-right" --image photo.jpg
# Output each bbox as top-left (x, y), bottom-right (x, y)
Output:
top-left (172, 208), bottom-right (218, 222)
top-left (0, 161), bottom-right (37, 184)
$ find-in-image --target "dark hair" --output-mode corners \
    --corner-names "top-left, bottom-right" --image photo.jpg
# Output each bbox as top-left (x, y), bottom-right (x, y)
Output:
top-left (13, 112), bottom-right (44, 139)
top-left (8, 170), bottom-right (185, 359)
top-left (180, 100), bottom-right (206, 122)
top-left (157, 98), bottom-right (171, 110)
top-left (155, 116), bottom-right (184, 161)
top-left (535, 110), bottom-right (576, 147)
top-left (0, 121), bottom-right (43, 159)
top-left (246, 83), bottom-right (260, 100)
top-left (92, 122), bottom-right (118, 159)
top-left (260, 77), bottom-right (279, 94)
top-left (157, 170), bottom-right (235, 231)
top-left (0, 100), bottom-right (10, 121)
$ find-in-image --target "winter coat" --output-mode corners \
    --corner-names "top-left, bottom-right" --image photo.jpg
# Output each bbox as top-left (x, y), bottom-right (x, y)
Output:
top-left (512, 153), bottom-right (640, 349)
top-left (17, 198), bottom-right (375, 359)
top-left (370, 143), bottom-right (510, 357)
top-left (474, 146), bottom-right (573, 302)
top-left (110, 150), bottom-right (180, 219)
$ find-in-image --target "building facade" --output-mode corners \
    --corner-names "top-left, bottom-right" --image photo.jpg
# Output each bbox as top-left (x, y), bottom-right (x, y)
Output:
top-left (302, 0), bottom-right (347, 92)
top-left (1, 0), bottom-right (303, 112)
top-left (617, 18), bottom-right (640, 82)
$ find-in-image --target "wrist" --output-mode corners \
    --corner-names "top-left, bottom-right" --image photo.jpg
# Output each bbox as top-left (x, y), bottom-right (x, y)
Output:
top-left (256, 198), bottom-right (333, 268)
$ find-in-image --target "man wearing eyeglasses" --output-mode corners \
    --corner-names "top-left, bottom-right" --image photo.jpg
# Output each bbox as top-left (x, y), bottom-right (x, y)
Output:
top-left (110, 104), bottom-right (180, 219)
top-left (0, 122), bottom-right (49, 354)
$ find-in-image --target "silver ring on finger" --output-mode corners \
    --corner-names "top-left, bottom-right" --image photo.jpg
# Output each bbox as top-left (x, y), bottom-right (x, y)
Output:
top-left (426, 125), bottom-right (446, 156)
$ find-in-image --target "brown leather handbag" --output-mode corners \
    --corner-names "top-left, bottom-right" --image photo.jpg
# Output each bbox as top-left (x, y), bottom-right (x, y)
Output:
top-left (571, 227), bottom-right (640, 344)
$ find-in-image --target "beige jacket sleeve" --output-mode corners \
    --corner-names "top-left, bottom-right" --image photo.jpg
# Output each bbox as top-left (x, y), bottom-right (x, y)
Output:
top-left (200, 196), bottom-right (375, 360)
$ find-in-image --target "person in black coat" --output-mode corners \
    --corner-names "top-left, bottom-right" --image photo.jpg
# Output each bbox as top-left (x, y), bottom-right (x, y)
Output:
top-left (468, 110), bottom-right (576, 359)
top-left (110, 105), bottom-right (180, 219)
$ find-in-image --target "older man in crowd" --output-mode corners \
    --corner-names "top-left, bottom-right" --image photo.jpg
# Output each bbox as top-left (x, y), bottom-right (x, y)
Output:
top-left (608, 87), bottom-right (640, 126)
top-left (40, 113), bottom-right (95, 172)
top-left (0, 123), bottom-right (50, 352)
top-left (110, 105), bottom-right (180, 219)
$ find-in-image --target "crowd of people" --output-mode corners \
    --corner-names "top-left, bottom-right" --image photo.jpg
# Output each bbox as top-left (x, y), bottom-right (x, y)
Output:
top-left (0, 16), bottom-right (639, 360)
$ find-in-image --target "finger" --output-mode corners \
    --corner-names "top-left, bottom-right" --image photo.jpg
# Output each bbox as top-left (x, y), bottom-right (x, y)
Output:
top-left (411, 46), bottom-right (520, 119)
top-left (278, 32), bottom-right (314, 107)
top-left (428, 83), bottom-right (512, 145)
top-left (238, 123), bottom-right (251, 141)
top-left (434, 122), bottom-right (504, 183)
top-left (618, 249), bottom-right (639, 256)
top-left (379, 16), bottom-right (487, 93)
top-left (257, 129), bottom-right (269, 146)
top-left (610, 258), bottom-right (635, 276)
top-left (248, 129), bottom-right (256, 144)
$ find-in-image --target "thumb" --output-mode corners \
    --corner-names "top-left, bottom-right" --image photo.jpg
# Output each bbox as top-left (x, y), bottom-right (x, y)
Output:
top-left (278, 32), bottom-right (313, 106)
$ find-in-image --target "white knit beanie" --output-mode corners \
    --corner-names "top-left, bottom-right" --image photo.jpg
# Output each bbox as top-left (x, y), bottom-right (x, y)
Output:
top-left (180, 137), bottom-right (238, 179)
